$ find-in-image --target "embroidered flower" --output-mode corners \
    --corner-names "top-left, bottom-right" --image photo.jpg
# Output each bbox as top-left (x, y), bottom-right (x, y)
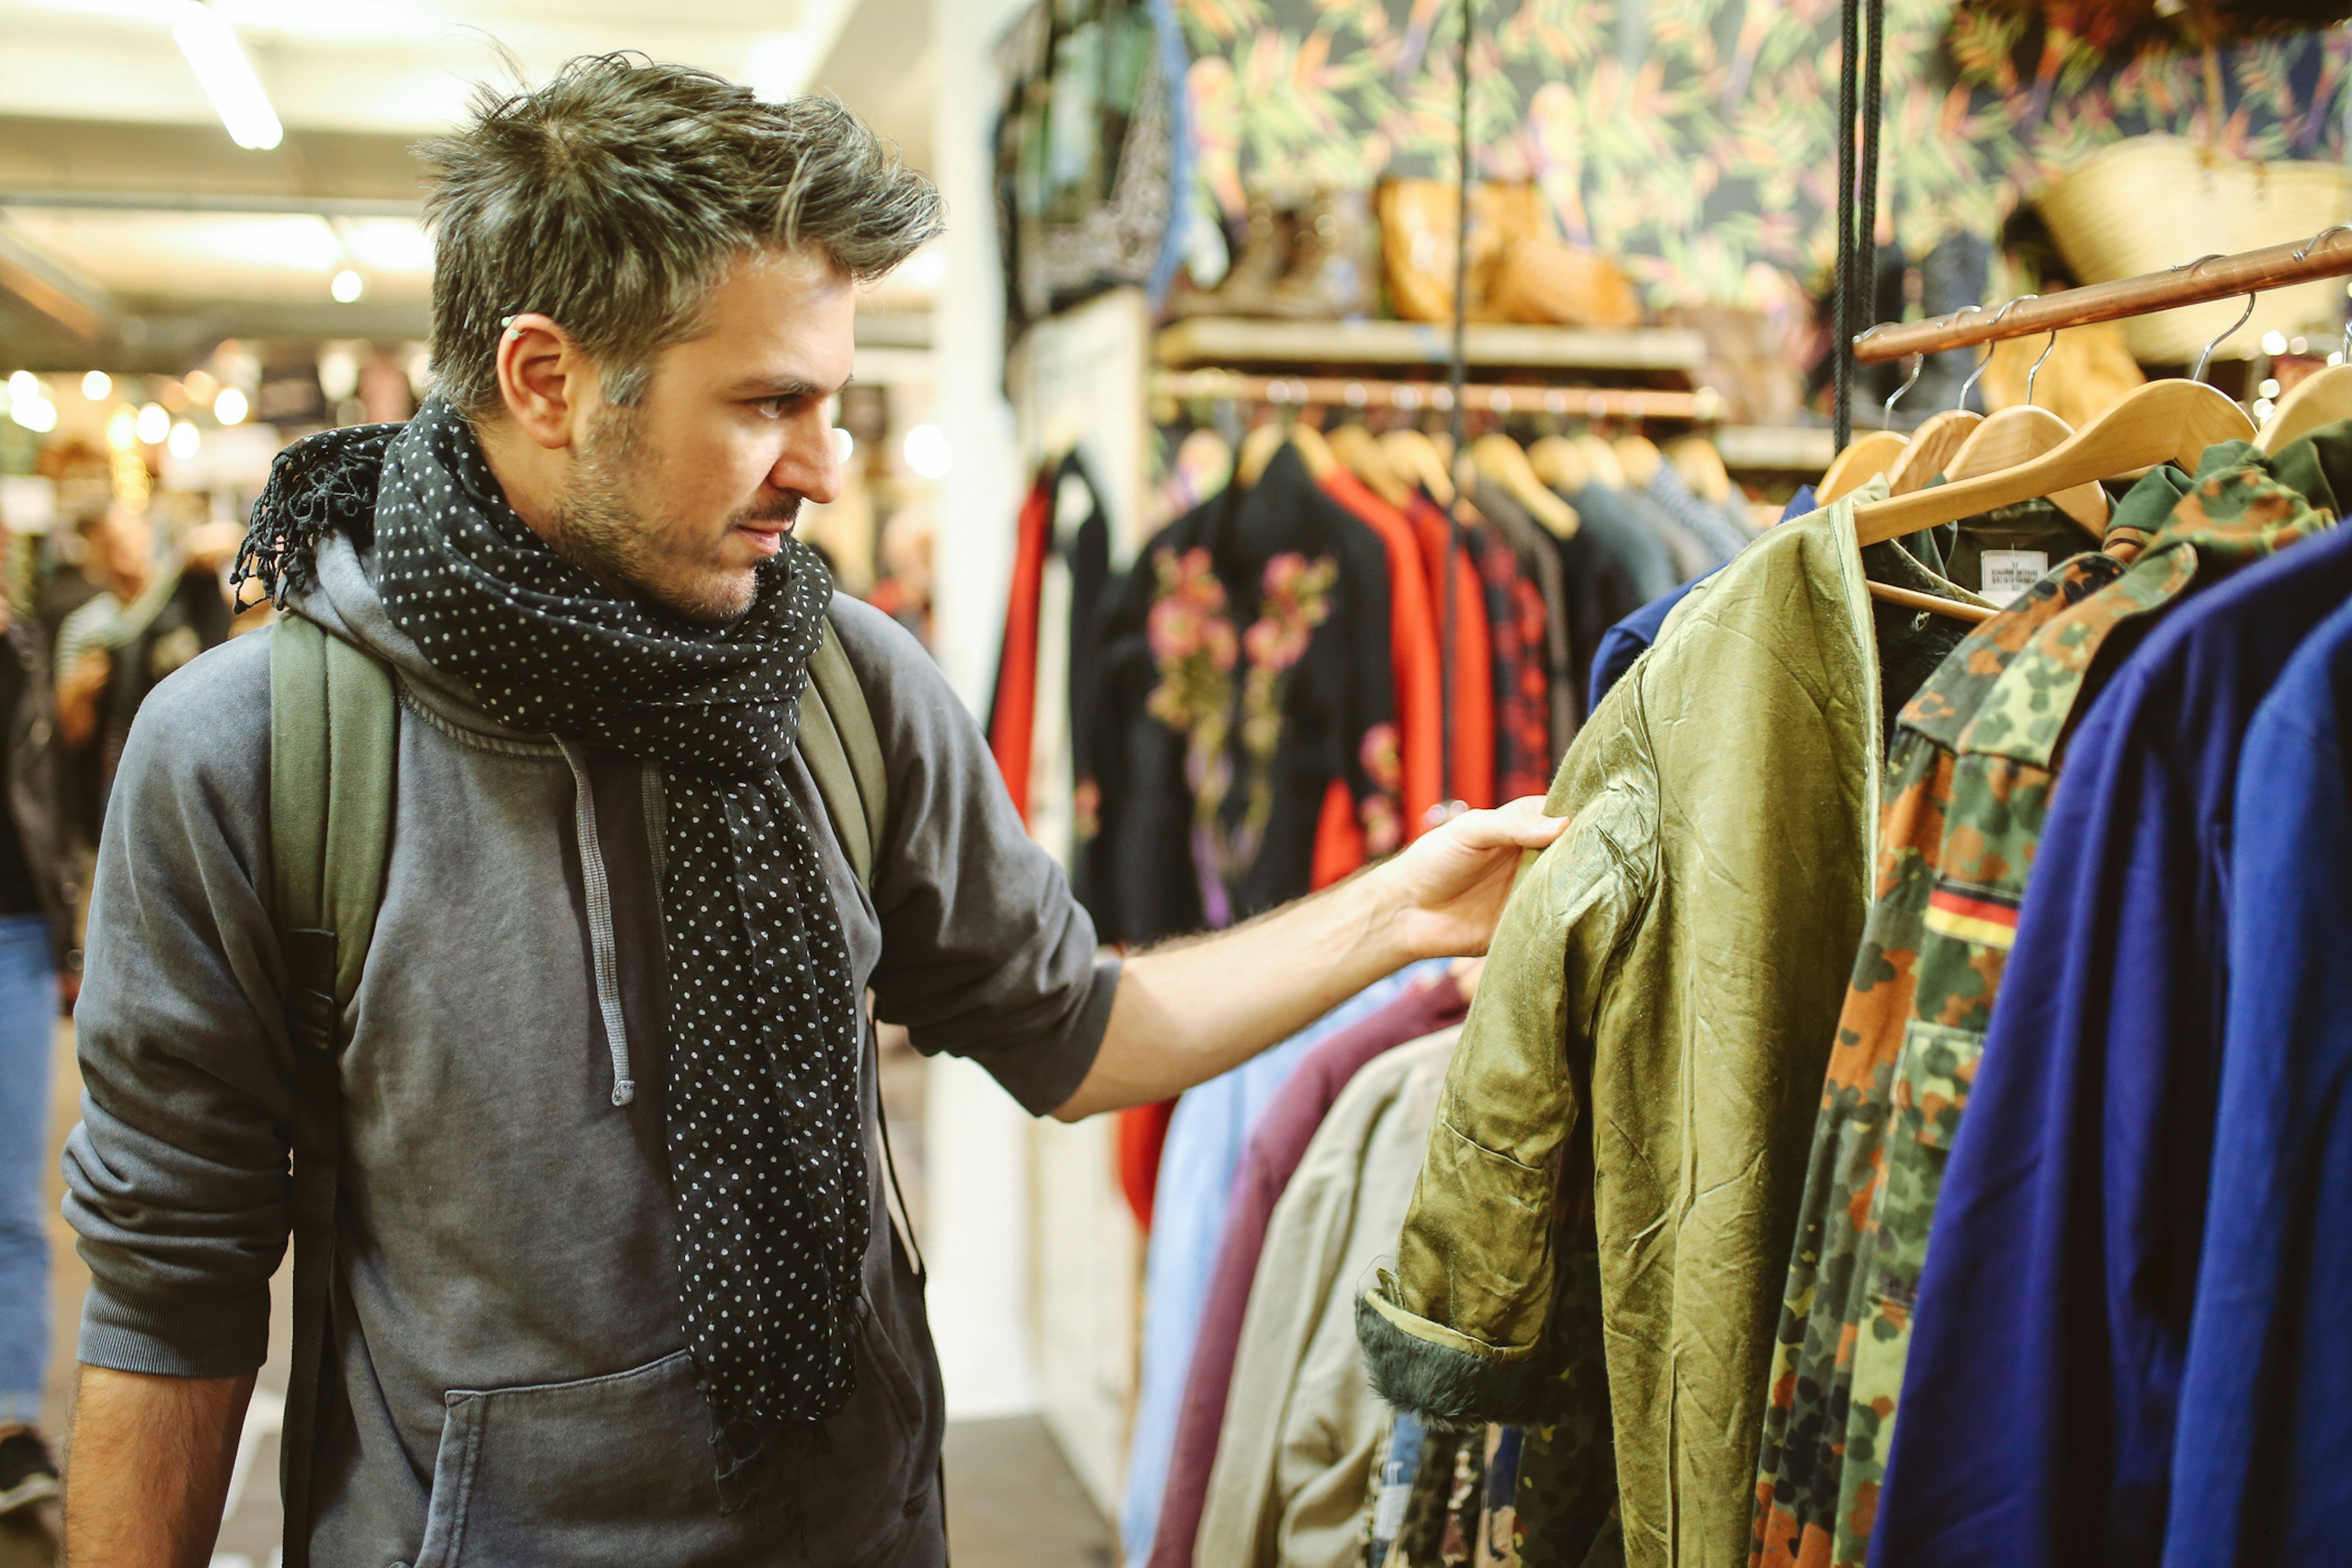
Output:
top-left (1140, 544), bottom-right (1343, 925)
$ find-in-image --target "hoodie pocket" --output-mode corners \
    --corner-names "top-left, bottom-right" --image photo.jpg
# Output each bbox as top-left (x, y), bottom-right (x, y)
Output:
top-left (409, 1350), bottom-right (736, 1568)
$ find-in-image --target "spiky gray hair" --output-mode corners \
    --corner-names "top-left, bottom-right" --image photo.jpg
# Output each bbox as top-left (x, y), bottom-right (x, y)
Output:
top-left (418, 55), bottom-right (941, 417)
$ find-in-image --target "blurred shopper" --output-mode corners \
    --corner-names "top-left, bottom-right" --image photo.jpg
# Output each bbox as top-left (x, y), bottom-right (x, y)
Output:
top-left (53, 502), bottom-right (233, 838)
top-left (0, 518), bottom-right (80, 1517)
top-left (58, 58), bottom-right (1560, 1568)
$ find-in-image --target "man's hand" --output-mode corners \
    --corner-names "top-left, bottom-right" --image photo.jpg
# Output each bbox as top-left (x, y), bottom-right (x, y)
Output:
top-left (1055, 796), bottom-right (1566, 1120)
top-left (1363, 796), bottom-right (1569, 962)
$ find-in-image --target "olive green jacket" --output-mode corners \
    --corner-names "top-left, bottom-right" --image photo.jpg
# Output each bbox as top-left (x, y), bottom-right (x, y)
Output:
top-left (1357, 494), bottom-right (1988, 1568)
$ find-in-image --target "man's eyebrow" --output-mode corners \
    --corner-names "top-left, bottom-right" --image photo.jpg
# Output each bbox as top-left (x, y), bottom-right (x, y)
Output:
top-left (731, 374), bottom-right (844, 398)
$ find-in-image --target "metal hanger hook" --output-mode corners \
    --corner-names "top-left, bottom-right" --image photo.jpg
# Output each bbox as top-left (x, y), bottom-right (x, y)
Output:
top-left (2025, 330), bottom-right (2059, 407)
top-left (1958, 294), bottom-right (2037, 411)
top-left (1883, 354), bottom-right (1924, 429)
top-left (1940, 304), bottom-right (1986, 410)
top-left (2294, 225), bottom-right (2352, 263)
top-left (2193, 292), bottom-right (2258, 385)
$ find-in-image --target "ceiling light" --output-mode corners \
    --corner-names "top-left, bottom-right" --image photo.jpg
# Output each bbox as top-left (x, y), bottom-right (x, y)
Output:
top-left (168, 420), bottom-right (202, 459)
top-left (331, 269), bottom-right (364, 303)
top-left (107, 408), bottom-right (137, 451)
top-left (213, 386), bottom-right (248, 425)
top-left (902, 423), bottom-right (952, 479)
top-left (317, 345), bottom-right (360, 401)
top-left (136, 403), bottom-right (171, 445)
top-left (2262, 330), bottom-right (2289, 356)
top-left (5, 372), bottom-right (38, 404)
top-left (81, 371), bottom-right (111, 401)
top-left (8, 396), bottom-right (56, 435)
top-left (832, 428), bottom-right (856, 464)
top-left (175, 1), bottom-right (283, 151)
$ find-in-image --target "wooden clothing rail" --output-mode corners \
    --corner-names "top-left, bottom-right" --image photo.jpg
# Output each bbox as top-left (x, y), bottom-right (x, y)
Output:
top-left (1150, 369), bottom-right (1722, 423)
top-left (1852, 228), bottom-right (2352, 364)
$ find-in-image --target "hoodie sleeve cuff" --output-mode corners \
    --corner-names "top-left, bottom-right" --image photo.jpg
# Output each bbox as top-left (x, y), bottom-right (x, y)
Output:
top-left (77, 1275), bottom-right (270, 1379)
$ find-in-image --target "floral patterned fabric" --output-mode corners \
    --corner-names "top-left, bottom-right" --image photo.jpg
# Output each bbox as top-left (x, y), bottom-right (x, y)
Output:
top-left (1177, 0), bottom-right (2352, 315)
top-left (1075, 444), bottom-right (1398, 943)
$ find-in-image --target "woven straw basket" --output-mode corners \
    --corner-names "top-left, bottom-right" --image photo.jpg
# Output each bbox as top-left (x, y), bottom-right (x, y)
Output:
top-left (2038, 134), bottom-right (2352, 365)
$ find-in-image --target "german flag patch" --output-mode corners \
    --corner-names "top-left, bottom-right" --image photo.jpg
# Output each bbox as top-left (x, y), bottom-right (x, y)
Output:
top-left (1923, 884), bottom-right (2021, 950)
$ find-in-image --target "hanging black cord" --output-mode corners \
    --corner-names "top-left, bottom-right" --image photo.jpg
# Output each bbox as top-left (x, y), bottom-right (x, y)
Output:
top-left (1855, 0), bottom-right (1887, 424)
top-left (1833, 0), bottom-right (1860, 451)
top-left (1439, 0), bottom-right (1473, 816)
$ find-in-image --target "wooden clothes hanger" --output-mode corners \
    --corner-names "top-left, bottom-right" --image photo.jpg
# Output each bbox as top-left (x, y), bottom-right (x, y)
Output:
top-left (1937, 331), bottom-right (2107, 533)
top-left (1887, 409), bottom-right (1982, 494)
top-left (1471, 433), bottom-right (1580, 537)
top-left (1667, 436), bottom-right (1735, 504)
top-left (1613, 431), bottom-right (1665, 489)
top-left (1823, 349), bottom-right (1931, 503)
top-left (1572, 431), bottom-right (1630, 490)
top-left (1852, 378), bottom-right (2255, 545)
top-left (1382, 428), bottom-right (1455, 504)
top-left (1853, 293), bottom-right (2261, 546)
top-left (1527, 433), bottom-right (1591, 495)
top-left (1820, 431), bottom-right (1907, 502)
top-left (2259, 317), bottom-right (2352, 453)
top-left (1329, 423), bottom-right (1412, 506)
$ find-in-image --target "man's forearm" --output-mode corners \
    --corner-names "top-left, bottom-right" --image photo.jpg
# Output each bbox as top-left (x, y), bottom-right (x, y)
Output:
top-left (1055, 870), bottom-right (1412, 1120)
top-left (66, 1364), bottom-right (253, 1568)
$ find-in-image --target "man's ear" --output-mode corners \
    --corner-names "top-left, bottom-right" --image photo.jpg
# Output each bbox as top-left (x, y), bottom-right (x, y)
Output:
top-left (496, 312), bottom-right (592, 451)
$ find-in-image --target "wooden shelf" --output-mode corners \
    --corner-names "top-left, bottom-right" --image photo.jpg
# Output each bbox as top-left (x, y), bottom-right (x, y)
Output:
top-left (1712, 424), bottom-right (1836, 473)
top-left (1153, 316), bottom-right (1706, 374)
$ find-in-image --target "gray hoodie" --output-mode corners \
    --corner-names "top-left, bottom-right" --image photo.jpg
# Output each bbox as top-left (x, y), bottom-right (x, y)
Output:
top-left (62, 532), bottom-right (1115, 1567)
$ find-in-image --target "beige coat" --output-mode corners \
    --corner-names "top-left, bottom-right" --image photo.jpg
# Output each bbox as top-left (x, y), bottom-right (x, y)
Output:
top-left (1196, 1027), bottom-right (1462, 1568)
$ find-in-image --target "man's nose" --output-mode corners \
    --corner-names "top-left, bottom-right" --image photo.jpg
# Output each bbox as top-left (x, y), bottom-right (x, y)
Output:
top-left (773, 426), bottom-right (842, 508)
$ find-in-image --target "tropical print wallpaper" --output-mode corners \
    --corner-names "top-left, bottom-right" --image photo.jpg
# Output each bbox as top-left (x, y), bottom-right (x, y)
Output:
top-left (1174, 0), bottom-right (2352, 312)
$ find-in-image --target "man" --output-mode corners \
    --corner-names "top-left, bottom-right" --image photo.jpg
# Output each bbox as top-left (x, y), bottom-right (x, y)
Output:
top-left (0, 514), bottom-right (75, 1517)
top-left (54, 500), bottom-right (233, 839)
top-left (61, 58), bottom-right (1561, 1567)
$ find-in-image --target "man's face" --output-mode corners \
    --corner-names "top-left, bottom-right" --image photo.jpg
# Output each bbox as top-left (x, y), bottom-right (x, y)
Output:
top-left (552, 247), bottom-right (852, 625)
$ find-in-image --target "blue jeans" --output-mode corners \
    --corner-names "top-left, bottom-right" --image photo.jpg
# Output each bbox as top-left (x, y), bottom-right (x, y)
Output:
top-left (0, 915), bottom-right (56, 1425)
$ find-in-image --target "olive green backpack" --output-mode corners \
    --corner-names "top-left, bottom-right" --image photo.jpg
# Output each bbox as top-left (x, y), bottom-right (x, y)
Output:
top-left (265, 612), bottom-right (888, 1567)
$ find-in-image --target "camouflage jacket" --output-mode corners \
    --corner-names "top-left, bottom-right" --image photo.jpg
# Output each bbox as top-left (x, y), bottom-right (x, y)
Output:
top-left (1750, 443), bottom-right (2335, 1568)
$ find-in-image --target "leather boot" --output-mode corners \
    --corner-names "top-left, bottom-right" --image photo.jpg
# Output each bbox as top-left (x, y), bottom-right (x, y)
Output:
top-left (1168, 189), bottom-right (1293, 317)
top-left (1264, 187), bottom-right (1379, 319)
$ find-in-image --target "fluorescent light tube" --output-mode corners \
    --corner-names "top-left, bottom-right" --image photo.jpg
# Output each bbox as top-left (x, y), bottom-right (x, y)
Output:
top-left (173, 2), bottom-right (283, 151)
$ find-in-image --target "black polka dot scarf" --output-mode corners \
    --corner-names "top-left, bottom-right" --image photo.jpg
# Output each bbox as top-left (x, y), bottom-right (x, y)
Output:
top-left (247, 401), bottom-right (867, 1506)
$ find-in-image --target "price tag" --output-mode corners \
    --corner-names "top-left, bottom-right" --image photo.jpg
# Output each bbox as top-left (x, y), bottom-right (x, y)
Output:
top-left (1979, 549), bottom-right (2049, 608)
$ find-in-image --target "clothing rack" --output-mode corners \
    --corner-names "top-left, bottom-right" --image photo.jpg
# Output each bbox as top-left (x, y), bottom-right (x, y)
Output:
top-left (1150, 369), bottom-right (1718, 423)
top-left (1852, 228), bottom-right (2352, 363)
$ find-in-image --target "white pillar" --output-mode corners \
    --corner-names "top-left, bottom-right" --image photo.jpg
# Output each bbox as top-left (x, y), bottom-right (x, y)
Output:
top-left (922, 0), bottom-right (1039, 1422)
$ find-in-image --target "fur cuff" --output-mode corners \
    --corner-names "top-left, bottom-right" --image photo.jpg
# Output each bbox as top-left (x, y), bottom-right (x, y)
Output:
top-left (1355, 1292), bottom-right (1551, 1430)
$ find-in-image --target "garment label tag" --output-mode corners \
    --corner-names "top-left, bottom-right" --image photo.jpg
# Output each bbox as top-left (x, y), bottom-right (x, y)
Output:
top-left (1979, 549), bottom-right (2049, 607)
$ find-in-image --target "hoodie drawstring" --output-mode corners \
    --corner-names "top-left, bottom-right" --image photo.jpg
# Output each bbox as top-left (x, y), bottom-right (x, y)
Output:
top-left (557, 737), bottom-right (636, 1107)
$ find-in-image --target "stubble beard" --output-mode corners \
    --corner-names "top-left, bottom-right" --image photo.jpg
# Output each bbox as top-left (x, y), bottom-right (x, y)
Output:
top-left (550, 403), bottom-right (801, 627)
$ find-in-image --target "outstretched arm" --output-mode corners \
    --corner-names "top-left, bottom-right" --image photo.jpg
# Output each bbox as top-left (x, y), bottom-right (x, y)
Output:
top-left (1054, 797), bottom-right (1563, 1120)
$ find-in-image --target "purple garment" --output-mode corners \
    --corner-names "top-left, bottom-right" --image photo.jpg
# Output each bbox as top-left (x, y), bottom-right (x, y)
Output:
top-left (1146, 972), bottom-right (1472, 1568)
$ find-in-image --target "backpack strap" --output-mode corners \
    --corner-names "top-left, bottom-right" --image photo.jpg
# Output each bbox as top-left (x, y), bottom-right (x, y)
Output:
top-left (268, 614), bottom-right (396, 1568)
top-left (799, 617), bottom-right (888, 889)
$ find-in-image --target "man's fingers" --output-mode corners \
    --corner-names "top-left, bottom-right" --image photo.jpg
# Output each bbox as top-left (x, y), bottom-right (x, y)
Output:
top-left (1451, 795), bottom-right (1567, 851)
